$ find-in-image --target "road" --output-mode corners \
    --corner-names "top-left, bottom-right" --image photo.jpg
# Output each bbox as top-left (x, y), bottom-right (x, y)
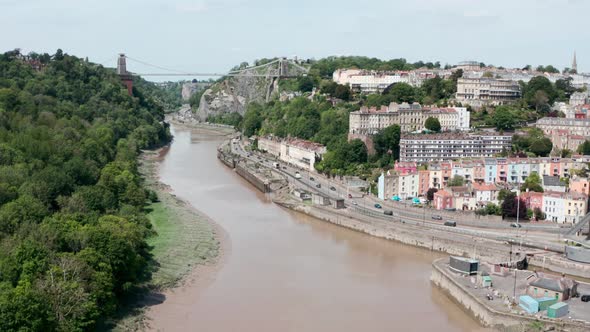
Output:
top-left (229, 138), bottom-right (569, 254)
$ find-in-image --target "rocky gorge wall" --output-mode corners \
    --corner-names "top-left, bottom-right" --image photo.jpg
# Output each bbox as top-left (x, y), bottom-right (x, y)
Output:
top-left (195, 70), bottom-right (279, 122)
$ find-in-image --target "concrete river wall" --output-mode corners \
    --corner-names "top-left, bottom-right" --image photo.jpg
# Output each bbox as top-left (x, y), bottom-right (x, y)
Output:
top-left (431, 259), bottom-right (590, 331)
top-left (217, 147), bottom-right (282, 194)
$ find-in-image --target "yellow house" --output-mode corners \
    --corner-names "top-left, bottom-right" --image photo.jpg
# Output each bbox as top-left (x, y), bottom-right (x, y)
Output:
top-left (563, 192), bottom-right (588, 223)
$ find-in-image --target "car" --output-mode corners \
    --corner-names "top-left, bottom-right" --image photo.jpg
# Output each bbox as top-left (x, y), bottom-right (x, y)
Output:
top-left (510, 223), bottom-right (522, 228)
top-left (348, 194), bottom-right (352, 198)
top-left (384, 210), bottom-right (393, 215)
top-left (330, 186), bottom-right (336, 191)
top-left (282, 166), bottom-right (287, 170)
top-left (316, 183), bottom-right (322, 188)
top-left (581, 295), bottom-right (590, 302)
top-left (432, 215), bottom-right (443, 220)
top-left (310, 177), bottom-right (314, 181)
top-left (444, 221), bottom-right (457, 227)
top-left (374, 203), bottom-right (382, 209)
top-left (352, 201), bottom-right (358, 205)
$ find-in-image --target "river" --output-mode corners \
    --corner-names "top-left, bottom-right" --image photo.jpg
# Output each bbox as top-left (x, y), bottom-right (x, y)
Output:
top-left (147, 124), bottom-right (486, 331)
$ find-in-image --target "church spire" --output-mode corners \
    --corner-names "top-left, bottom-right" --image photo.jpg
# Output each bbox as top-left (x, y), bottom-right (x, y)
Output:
top-left (572, 51), bottom-right (577, 72)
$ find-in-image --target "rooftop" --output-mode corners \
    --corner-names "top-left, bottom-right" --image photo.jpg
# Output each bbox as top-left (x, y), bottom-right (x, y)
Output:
top-left (401, 132), bottom-right (510, 140)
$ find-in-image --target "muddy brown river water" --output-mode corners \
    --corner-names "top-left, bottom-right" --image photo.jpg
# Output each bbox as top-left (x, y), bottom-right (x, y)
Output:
top-left (146, 125), bottom-right (487, 331)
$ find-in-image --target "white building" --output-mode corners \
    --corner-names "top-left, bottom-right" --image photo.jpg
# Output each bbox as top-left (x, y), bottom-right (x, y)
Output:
top-left (332, 69), bottom-right (407, 94)
top-left (398, 173), bottom-right (419, 199)
top-left (570, 91), bottom-right (589, 106)
top-left (455, 77), bottom-right (521, 107)
top-left (543, 192), bottom-right (565, 223)
top-left (258, 136), bottom-right (327, 171)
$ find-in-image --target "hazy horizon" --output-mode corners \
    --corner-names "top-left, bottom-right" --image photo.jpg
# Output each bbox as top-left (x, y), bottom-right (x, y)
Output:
top-left (2, 0), bottom-right (588, 81)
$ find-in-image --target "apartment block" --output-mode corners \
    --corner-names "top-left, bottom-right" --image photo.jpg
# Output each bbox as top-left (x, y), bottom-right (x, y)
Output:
top-left (399, 133), bottom-right (512, 162)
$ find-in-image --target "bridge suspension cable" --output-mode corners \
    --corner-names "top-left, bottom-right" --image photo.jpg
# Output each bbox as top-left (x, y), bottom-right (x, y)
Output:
top-left (118, 54), bottom-right (308, 78)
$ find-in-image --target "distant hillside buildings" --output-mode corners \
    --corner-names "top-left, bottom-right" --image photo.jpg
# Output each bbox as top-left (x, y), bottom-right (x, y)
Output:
top-left (332, 68), bottom-right (453, 93)
top-left (348, 102), bottom-right (470, 154)
top-left (536, 117), bottom-right (590, 151)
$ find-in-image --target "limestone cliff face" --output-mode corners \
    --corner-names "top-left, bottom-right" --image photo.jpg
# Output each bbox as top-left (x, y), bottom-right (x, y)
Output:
top-left (195, 67), bottom-right (279, 121)
top-left (181, 82), bottom-right (210, 101)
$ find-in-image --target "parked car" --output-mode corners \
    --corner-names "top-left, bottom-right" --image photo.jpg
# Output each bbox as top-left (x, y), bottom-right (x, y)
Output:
top-left (510, 223), bottom-right (522, 228)
top-left (310, 177), bottom-right (314, 181)
top-left (352, 201), bottom-right (358, 205)
top-left (384, 210), bottom-right (393, 216)
top-left (374, 203), bottom-right (382, 209)
top-left (282, 166), bottom-right (287, 170)
top-left (444, 221), bottom-right (457, 227)
top-left (581, 295), bottom-right (590, 302)
top-left (432, 215), bottom-right (443, 220)
top-left (330, 186), bottom-right (336, 191)
top-left (316, 183), bottom-right (321, 188)
top-left (348, 194), bottom-right (352, 198)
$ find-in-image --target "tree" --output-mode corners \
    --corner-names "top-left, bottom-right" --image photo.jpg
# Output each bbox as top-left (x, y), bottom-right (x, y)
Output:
top-left (523, 76), bottom-right (558, 109)
top-left (533, 207), bottom-right (546, 220)
top-left (448, 175), bottom-right (465, 186)
top-left (484, 203), bottom-right (501, 216)
top-left (501, 192), bottom-right (527, 219)
top-left (373, 124), bottom-right (401, 162)
top-left (498, 188), bottom-right (511, 201)
top-left (492, 106), bottom-right (516, 131)
top-left (521, 171), bottom-right (543, 192)
top-left (0, 195), bottom-right (49, 234)
top-left (297, 76), bottom-right (315, 92)
top-left (528, 137), bottom-right (553, 157)
top-left (333, 84), bottom-right (351, 101)
top-left (242, 103), bottom-right (263, 137)
top-left (426, 188), bottom-right (438, 201)
top-left (424, 117), bottom-right (441, 132)
top-left (387, 83), bottom-right (416, 103)
top-left (578, 140), bottom-right (590, 155)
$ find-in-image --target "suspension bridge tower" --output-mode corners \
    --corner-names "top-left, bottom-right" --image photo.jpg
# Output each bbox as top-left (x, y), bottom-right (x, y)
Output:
top-left (117, 54), bottom-right (133, 96)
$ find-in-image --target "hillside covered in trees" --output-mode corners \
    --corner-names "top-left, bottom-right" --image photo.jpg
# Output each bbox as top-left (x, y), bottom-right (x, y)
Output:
top-left (0, 49), bottom-right (171, 330)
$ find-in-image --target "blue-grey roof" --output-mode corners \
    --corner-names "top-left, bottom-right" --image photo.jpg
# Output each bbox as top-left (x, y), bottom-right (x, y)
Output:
top-left (543, 176), bottom-right (565, 187)
top-left (529, 278), bottom-right (564, 293)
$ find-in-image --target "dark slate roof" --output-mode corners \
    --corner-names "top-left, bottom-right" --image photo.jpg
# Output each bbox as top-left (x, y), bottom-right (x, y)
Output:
top-left (529, 278), bottom-right (565, 293)
top-left (543, 176), bottom-right (565, 187)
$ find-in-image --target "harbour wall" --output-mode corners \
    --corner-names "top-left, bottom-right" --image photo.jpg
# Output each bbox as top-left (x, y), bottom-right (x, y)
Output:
top-left (431, 259), bottom-right (590, 331)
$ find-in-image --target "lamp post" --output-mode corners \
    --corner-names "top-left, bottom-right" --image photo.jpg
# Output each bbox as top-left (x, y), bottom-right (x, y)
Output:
top-left (513, 268), bottom-right (518, 303)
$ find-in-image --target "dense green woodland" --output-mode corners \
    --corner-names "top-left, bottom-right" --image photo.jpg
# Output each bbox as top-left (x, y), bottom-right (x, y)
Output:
top-left (0, 49), bottom-right (171, 331)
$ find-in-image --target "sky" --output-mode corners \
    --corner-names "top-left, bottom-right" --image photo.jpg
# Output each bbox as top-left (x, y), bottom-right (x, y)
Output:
top-left (1, 0), bottom-right (588, 81)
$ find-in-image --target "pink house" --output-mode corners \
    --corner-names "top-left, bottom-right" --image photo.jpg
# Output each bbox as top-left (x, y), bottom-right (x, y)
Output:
top-left (521, 191), bottom-right (544, 212)
top-left (418, 170), bottom-right (430, 197)
top-left (472, 160), bottom-right (485, 182)
top-left (570, 177), bottom-right (590, 196)
top-left (441, 162), bottom-right (452, 186)
top-left (550, 158), bottom-right (561, 177)
top-left (433, 190), bottom-right (453, 210)
top-left (496, 158), bottom-right (508, 183)
top-left (394, 161), bottom-right (417, 175)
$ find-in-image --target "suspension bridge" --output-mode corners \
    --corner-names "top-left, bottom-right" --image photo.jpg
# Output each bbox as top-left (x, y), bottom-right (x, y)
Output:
top-left (116, 53), bottom-right (309, 78)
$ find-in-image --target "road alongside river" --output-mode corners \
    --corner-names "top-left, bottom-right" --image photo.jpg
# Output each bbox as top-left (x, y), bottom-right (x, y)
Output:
top-left (145, 124), bottom-right (487, 331)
